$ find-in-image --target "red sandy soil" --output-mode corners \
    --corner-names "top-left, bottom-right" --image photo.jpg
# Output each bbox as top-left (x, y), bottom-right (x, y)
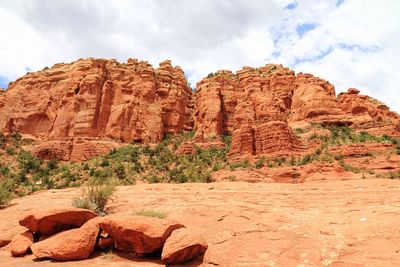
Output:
top-left (1, 179), bottom-right (400, 266)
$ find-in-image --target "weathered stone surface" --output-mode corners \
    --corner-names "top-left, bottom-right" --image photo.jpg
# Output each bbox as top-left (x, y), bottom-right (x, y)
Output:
top-left (0, 58), bottom-right (193, 160)
top-left (30, 219), bottom-right (99, 261)
top-left (338, 88), bottom-right (400, 136)
top-left (329, 144), bottom-right (370, 158)
top-left (289, 73), bottom-right (346, 123)
top-left (99, 215), bottom-right (184, 254)
top-left (19, 208), bottom-right (97, 235)
top-left (161, 228), bottom-right (207, 264)
top-left (10, 230), bottom-right (33, 257)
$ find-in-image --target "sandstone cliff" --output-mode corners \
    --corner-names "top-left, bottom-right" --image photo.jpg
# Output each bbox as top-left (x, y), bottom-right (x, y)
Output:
top-left (194, 65), bottom-right (400, 159)
top-left (0, 58), bottom-right (399, 161)
top-left (0, 58), bottom-right (193, 160)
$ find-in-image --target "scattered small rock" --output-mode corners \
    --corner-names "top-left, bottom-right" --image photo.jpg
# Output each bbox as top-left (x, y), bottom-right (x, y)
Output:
top-left (10, 230), bottom-right (33, 257)
top-left (162, 228), bottom-right (208, 264)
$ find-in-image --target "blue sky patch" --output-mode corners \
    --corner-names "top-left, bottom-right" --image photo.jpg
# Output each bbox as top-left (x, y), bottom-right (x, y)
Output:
top-left (296, 23), bottom-right (318, 37)
top-left (0, 76), bottom-right (9, 89)
top-left (292, 43), bottom-right (381, 67)
top-left (285, 2), bottom-right (298, 10)
top-left (336, 0), bottom-right (345, 7)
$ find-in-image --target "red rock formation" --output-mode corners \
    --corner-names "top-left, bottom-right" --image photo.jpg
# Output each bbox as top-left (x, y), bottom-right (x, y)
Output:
top-left (289, 73), bottom-right (349, 124)
top-left (195, 65), bottom-right (302, 158)
top-left (0, 58), bottom-right (193, 160)
top-left (99, 215), bottom-right (184, 254)
top-left (338, 88), bottom-right (400, 136)
top-left (194, 67), bottom-right (400, 158)
top-left (1, 58), bottom-right (399, 161)
top-left (19, 208), bottom-right (97, 235)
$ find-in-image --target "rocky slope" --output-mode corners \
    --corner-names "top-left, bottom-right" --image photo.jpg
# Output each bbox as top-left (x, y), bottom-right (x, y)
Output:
top-left (0, 58), bottom-right (399, 162)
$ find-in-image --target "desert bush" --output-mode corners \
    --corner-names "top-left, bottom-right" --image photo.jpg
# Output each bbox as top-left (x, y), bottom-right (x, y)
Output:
top-left (83, 163), bottom-right (90, 170)
top-left (100, 159), bottom-right (110, 167)
top-left (94, 168), bottom-right (114, 180)
top-left (298, 154), bottom-right (312, 166)
top-left (61, 169), bottom-right (81, 187)
top-left (72, 181), bottom-right (115, 214)
top-left (146, 174), bottom-right (162, 183)
top-left (396, 144), bottom-right (400, 155)
top-left (0, 184), bottom-right (11, 207)
top-left (254, 157), bottom-right (266, 169)
top-left (114, 163), bottom-right (126, 179)
top-left (6, 147), bottom-right (16, 156)
top-left (11, 132), bottom-right (22, 146)
top-left (338, 159), bottom-right (361, 173)
top-left (0, 133), bottom-right (6, 149)
top-left (0, 162), bottom-right (10, 177)
top-left (47, 159), bottom-right (59, 170)
top-left (107, 145), bottom-right (140, 162)
top-left (17, 150), bottom-right (41, 173)
top-left (229, 160), bottom-right (250, 170)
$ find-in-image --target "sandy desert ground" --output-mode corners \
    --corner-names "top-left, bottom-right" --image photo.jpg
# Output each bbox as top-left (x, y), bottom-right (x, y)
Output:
top-left (1, 179), bottom-right (400, 266)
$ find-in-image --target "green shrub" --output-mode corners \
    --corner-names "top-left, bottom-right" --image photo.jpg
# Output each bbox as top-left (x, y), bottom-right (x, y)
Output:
top-left (94, 168), bottom-right (114, 180)
top-left (254, 157), bottom-right (265, 169)
top-left (338, 159), bottom-right (361, 173)
top-left (100, 159), bottom-right (110, 167)
top-left (114, 163), bottom-right (126, 179)
top-left (11, 132), bottom-right (22, 146)
top-left (147, 174), bottom-right (162, 183)
top-left (299, 154), bottom-right (312, 166)
top-left (17, 150), bottom-right (41, 172)
top-left (61, 169), bottom-right (81, 186)
top-left (229, 160), bottom-right (250, 170)
top-left (396, 144), bottom-right (400, 155)
top-left (0, 133), bottom-right (6, 149)
top-left (72, 181), bottom-right (115, 214)
top-left (0, 184), bottom-right (11, 207)
top-left (83, 163), bottom-right (90, 170)
top-left (6, 147), bottom-right (16, 156)
top-left (47, 159), bottom-right (59, 170)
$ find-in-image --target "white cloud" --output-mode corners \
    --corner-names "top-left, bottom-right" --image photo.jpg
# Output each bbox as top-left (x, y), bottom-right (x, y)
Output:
top-left (0, 0), bottom-right (399, 111)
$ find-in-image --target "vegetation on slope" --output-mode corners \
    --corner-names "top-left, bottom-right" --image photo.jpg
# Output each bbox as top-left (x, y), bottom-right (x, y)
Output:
top-left (1, 125), bottom-right (399, 207)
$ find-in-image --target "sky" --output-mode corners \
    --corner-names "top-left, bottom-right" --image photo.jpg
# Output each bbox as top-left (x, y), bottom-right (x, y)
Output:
top-left (0, 0), bottom-right (399, 111)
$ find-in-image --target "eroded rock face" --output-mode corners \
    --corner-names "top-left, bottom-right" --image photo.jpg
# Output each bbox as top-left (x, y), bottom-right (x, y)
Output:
top-left (194, 66), bottom-right (400, 158)
top-left (0, 58), bottom-right (193, 160)
top-left (1, 59), bottom-right (399, 160)
top-left (19, 208), bottom-right (97, 235)
top-left (338, 88), bottom-right (400, 136)
top-left (99, 215), bottom-right (184, 254)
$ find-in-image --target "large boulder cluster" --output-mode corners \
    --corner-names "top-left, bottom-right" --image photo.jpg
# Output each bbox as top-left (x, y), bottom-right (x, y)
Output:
top-left (6, 208), bottom-right (207, 264)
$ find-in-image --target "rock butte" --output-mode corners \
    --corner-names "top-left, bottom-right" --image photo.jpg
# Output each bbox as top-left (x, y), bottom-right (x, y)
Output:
top-left (0, 58), bottom-right (398, 161)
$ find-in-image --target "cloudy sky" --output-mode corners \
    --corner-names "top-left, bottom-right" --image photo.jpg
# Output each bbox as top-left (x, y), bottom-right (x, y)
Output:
top-left (0, 0), bottom-right (399, 111)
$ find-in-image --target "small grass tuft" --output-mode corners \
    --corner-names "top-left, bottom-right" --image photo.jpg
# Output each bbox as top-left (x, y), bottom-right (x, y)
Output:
top-left (134, 209), bottom-right (167, 219)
